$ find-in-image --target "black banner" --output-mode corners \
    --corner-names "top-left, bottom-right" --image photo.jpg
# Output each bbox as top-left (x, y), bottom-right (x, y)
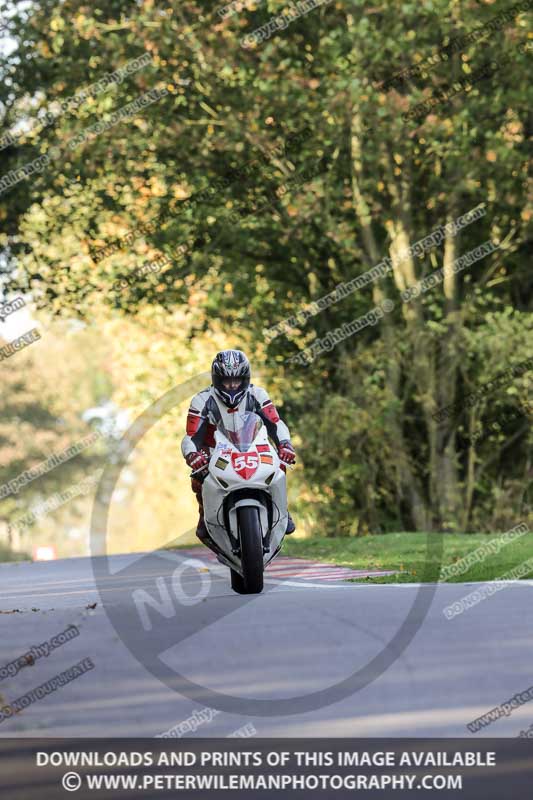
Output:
top-left (0, 738), bottom-right (532, 798)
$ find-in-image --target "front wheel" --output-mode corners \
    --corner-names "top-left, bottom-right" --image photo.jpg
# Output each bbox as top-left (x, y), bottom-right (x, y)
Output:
top-left (230, 569), bottom-right (246, 594)
top-left (237, 506), bottom-right (264, 594)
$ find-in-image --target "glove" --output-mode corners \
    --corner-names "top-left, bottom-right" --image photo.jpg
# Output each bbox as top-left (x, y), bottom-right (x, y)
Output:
top-left (278, 440), bottom-right (296, 465)
top-left (185, 450), bottom-right (209, 476)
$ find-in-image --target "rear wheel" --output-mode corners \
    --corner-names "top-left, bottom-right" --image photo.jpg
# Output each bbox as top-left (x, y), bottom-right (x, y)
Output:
top-left (237, 506), bottom-right (264, 594)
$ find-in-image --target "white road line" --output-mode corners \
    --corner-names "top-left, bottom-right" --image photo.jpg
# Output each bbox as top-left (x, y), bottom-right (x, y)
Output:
top-left (0, 569), bottom-right (359, 601)
top-left (0, 569), bottom-right (199, 591)
top-left (0, 577), bottom-right (360, 604)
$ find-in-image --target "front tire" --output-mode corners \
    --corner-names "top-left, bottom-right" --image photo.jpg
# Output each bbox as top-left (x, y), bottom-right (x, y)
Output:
top-left (230, 569), bottom-right (246, 594)
top-left (237, 506), bottom-right (264, 594)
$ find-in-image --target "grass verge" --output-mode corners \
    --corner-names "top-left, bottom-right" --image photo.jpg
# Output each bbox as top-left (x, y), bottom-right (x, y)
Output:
top-left (282, 531), bottom-right (533, 584)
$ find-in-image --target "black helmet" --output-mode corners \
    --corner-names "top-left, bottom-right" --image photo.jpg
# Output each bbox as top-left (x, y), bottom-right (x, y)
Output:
top-left (211, 349), bottom-right (251, 408)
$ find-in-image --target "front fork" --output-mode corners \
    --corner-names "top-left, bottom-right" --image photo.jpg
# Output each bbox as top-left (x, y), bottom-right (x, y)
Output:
top-left (230, 499), bottom-right (271, 555)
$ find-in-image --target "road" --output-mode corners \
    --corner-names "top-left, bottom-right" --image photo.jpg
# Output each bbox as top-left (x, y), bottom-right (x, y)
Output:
top-left (0, 549), bottom-right (532, 739)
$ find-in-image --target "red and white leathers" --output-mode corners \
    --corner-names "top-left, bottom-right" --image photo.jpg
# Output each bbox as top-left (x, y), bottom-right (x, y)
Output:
top-left (182, 384), bottom-right (292, 459)
top-left (182, 384), bottom-right (294, 540)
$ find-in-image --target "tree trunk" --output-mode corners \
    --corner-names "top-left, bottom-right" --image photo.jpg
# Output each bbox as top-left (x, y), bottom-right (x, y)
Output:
top-left (432, 205), bottom-right (462, 529)
top-left (349, 109), bottom-right (431, 530)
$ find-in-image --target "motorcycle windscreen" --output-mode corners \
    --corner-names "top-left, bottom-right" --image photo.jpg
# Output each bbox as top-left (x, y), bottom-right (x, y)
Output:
top-left (217, 411), bottom-right (263, 452)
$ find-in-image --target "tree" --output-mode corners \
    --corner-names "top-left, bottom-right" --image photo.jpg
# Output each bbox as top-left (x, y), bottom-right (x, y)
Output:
top-left (0, 316), bottom-right (109, 551)
top-left (1, 0), bottom-right (531, 534)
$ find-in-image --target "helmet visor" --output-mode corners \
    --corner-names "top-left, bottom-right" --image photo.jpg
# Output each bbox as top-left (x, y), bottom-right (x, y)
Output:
top-left (213, 374), bottom-right (249, 407)
top-left (221, 377), bottom-right (244, 392)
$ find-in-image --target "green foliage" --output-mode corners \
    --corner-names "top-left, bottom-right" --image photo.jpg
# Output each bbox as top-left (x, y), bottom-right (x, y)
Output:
top-left (284, 531), bottom-right (533, 584)
top-left (0, 320), bottom-right (110, 551)
top-left (0, 0), bottom-right (531, 538)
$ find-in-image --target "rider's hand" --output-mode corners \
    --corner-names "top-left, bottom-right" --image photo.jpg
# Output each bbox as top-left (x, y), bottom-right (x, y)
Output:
top-left (185, 450), bottom-right (209, 476)
top-left (278, 440), bottom-right (296, 465)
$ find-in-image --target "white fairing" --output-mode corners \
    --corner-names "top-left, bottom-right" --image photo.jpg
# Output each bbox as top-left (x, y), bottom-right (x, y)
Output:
top-left (201, 413), bottom-right (288, 576)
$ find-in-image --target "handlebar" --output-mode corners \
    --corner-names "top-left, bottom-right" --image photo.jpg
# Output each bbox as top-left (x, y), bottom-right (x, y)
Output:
top-left (189, 464), bottom-right (209, 478)
top-left (279, 459), bottom-right (296, 469)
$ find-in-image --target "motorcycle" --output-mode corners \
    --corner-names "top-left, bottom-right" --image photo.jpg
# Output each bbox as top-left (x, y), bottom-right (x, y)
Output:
top-left (191, 410), bottom-right (290, 594)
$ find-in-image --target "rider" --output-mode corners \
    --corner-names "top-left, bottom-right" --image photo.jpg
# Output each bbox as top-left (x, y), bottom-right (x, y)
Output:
top-left (182, 349), bottom-right (296, 543)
